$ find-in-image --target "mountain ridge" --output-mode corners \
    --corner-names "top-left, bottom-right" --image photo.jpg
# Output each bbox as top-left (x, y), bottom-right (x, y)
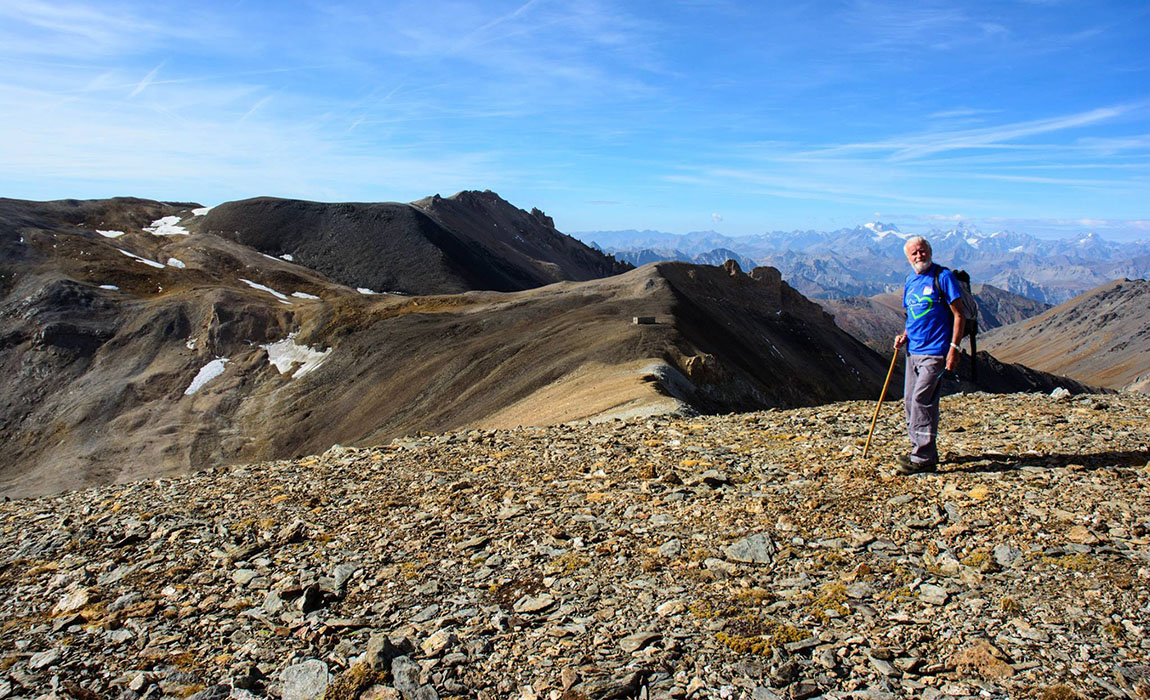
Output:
top-left (201, 190), bottom-right (631, 296)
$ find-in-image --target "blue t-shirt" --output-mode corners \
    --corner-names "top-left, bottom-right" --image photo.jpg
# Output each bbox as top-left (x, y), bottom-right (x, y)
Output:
top-left (903, 264), bottom-right (962, 356)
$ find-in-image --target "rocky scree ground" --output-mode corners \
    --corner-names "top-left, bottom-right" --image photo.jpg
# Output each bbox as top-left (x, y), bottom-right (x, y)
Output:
top-left (1, 392), bottom-right (1148, 700)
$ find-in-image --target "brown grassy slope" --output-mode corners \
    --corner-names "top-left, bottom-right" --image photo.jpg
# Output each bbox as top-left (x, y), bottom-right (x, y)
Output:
top-left (982, 278), bottom-right (1150, 392)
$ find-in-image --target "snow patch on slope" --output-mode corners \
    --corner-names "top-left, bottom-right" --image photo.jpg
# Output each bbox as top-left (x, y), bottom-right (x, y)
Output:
top-left (239, 278), bottom-right (292, 305)
top-left (118, 249), bottom-right (165, 268)
top-left (144, 216), bottom-right (191, 236)
top-left (184, 358), bottom-right (229, 395)
top-left (261, 333), bottom-right (331, 378)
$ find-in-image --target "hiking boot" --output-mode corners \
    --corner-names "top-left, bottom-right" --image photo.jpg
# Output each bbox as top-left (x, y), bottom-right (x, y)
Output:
top-left (894, 454), bottom-right (937, 476)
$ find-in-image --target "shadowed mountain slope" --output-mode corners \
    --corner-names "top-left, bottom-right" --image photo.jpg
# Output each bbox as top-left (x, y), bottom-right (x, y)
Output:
top-left (198, 190), bottom-right (630, 296)
top-left (982, 278), bottom-right (1150, 393)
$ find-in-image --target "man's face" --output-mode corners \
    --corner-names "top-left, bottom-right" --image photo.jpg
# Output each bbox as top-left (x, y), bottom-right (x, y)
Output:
top-left (905, 241), bottom-right (932, 274)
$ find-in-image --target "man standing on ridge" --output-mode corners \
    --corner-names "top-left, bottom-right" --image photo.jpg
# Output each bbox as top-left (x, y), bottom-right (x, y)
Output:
top-left (893, 236), bottom-right (965, 475)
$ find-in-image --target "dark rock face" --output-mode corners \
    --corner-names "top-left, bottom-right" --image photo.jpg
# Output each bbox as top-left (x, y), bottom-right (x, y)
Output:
top-left (200, 191), bottom-right (631, 296)
top-left (973, 284), bottom-right (1052, 329)
top-left (651, 262), bottom-right (890, 410)
top-left (947, 351), bottom-right (1104, 396)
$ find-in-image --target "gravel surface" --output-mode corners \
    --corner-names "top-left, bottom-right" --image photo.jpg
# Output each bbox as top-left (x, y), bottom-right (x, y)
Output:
top-left (2, 391), bottom-right (1148, 700)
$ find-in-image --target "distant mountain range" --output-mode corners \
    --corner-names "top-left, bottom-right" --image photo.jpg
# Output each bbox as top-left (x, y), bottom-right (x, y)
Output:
top-left (579, 224), bottom-right (1150, 304)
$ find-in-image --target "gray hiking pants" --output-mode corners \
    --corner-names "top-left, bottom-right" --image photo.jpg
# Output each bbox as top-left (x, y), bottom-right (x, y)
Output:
top-left (905, 353), bottom-right (946, 465)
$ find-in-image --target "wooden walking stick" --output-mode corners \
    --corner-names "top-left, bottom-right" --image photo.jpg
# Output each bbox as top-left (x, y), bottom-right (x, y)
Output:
top-left (863, 350), bottom-right (900, 459)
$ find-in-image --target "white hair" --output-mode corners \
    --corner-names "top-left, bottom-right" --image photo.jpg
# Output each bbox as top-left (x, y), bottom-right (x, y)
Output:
top-left (904, 236), bottom-right (931, 254)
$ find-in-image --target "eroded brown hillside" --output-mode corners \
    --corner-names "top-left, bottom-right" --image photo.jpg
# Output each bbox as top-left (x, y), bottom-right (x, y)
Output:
top-left (983, 279), bottom-right (1150, 393)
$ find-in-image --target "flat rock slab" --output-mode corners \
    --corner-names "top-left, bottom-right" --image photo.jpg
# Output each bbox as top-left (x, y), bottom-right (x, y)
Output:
top-left (918, 584), bottom-right (949, 606)
top-left (280, 659), bottom-right (331, 700)
top-left (619, 632), bottom-right (661, 653)
top-left (724, 533), bottom-right (776, 564)
top-left (513, 594), bottom-right (556, 614)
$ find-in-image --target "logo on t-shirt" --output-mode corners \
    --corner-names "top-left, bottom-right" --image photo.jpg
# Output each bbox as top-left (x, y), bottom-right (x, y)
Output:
top-left (907, 291), bottom-right (934, 319)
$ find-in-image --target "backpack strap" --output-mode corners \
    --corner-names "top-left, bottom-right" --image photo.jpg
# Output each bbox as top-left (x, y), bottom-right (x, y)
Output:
top-left (932, 265), bottom-right (950, 302)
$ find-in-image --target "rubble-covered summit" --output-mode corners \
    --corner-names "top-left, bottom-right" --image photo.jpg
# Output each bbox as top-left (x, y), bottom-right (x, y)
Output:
top-left (1, 392), bottom-right (1148, 700)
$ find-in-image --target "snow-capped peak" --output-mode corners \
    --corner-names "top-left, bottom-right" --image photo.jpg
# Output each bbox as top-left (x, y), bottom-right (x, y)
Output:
top-left (863, 222), bottom-right (905, 242)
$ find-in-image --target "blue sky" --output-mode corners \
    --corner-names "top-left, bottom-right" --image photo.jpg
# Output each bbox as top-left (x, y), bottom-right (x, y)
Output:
top-left (1, 1), bottom-right (1148, 240)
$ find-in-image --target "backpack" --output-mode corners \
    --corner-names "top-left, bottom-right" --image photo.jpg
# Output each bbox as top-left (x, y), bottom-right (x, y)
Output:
top-left (934, 266), bottom-right (980, 380)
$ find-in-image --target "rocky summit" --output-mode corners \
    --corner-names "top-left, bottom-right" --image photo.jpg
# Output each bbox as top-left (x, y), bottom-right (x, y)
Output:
top-left (2, 391), bottom-right (1149, 700)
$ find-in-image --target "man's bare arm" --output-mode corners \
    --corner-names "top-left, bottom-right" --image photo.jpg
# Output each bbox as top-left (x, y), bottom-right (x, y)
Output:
top-left (946, 300), bottom-right (965, 370)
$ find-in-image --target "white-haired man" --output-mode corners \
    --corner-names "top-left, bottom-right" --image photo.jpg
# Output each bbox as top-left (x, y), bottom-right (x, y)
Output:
top-left (892, 236), bottom-right (965, 475)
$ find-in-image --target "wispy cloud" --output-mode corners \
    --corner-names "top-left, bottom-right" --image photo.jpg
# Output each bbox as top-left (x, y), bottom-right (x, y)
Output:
top-left (801, 105), bottom-right (1135, 162)
top-left (0, 0), bottom-right (160, 55)
top-left (979, 217), bottom-right (1150, 237)
top-left (0, 73), bottom-right (516, 204)
top-left (450, 0), bottom-right (547, 54)
top-left (842, 0), bottom-right (1009, 51)
top-left (970, 173), bottom-right (1134, 188)
top-left (238, 94), bottom-right (273, 123)
top-left (667, 166), bottom-right (984, 210)
top-left (129, 62), bottom-right (162, 97)
top-left (0, 0), bottom-right (227, 62)
top-left (928, 108), bottom-right (1001, 120)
